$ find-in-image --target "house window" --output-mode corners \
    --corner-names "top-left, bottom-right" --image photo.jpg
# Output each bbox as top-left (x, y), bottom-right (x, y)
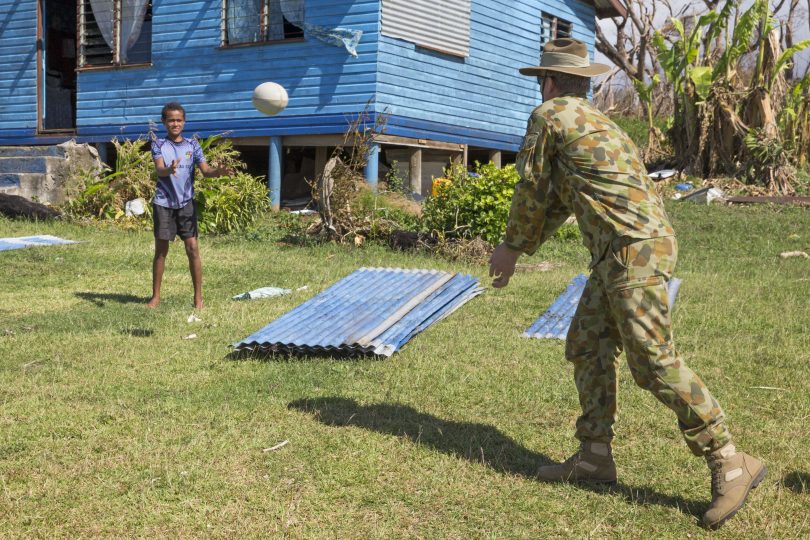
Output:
top-left (78, 0), bottom-right (152, 67)
top-left (381, 0), bottom-right (471, 58)
top-left (222, 0), bottom-right (305, 45)
top-left (540, 12), bottom-right (572, 46)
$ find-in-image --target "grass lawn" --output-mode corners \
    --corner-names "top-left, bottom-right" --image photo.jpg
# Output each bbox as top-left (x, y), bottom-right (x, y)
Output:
top-left (1, 201), bottom-right (809, 538)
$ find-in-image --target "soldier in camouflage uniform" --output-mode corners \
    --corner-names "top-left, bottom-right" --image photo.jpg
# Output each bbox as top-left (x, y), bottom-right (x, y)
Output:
top-left (488, 38), bottom-right (765, 529)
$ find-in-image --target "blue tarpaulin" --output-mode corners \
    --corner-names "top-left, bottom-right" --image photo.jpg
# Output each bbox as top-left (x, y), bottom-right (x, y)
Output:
top-left (0, 235), bottom-right (78, 252)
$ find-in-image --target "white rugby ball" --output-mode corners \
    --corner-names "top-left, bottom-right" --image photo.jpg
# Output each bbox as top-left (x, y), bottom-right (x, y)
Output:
top-left (252, 82), bottom-right (289, 116)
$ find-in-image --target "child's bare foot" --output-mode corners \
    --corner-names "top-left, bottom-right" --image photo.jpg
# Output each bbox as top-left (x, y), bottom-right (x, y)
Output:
top-left (146, 297), bottom-right (160, 308)
top-left (193, 298), bottom-right (204, 310)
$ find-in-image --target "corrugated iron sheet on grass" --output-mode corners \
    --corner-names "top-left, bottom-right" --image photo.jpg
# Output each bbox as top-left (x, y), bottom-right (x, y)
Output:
top-left (233, 267), bottom-right (483, 357)
top-left (524, 274), bottom-right (682, 340)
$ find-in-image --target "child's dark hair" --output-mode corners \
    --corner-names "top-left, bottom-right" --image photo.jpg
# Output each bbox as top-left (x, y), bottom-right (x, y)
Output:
top-left (161, 102), bottom-right (186, 121)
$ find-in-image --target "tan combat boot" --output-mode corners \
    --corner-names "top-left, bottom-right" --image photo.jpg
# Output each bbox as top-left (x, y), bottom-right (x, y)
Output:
top-left (703, 443), bottom-right (767, 529)
top-left (537, 441), bottom-right (617, 484)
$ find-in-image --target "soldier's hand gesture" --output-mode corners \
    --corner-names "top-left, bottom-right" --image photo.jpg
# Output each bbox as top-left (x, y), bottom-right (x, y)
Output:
top-left (489, 243), bottom-right (520, 288)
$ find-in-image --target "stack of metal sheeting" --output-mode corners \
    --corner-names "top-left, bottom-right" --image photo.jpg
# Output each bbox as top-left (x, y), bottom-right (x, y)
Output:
top-left (0, 235), bottom-right (77, 252)
top-left (233, 267), bottom-right (483, 357)
top-left (523, 274), bottom-right (683, 340)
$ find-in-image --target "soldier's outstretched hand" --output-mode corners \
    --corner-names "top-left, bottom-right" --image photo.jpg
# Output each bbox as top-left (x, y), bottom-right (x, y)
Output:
top-left (489, 243), bottom-right (520, 288)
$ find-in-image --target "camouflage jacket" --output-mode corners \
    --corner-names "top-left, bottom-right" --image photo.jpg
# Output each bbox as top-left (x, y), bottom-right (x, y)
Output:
top-left (504, 95), bottom-right (675, 267)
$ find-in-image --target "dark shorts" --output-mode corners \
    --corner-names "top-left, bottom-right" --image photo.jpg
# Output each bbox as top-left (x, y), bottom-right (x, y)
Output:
top-left (153, 202), bottom-right (198, 241)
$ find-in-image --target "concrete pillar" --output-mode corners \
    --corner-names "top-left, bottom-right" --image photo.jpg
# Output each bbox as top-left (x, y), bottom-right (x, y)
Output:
top-left (409, 148), bottom-right (422, 195)
top-left (488, 150), bottom-right (502, 168)
top-left (268, 136), bottom-right (282, 211)
top-left (364, 143), bottom-right (379, 190)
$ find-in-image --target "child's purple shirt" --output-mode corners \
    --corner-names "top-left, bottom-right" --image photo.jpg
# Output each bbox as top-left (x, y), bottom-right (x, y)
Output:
top-left (151, 137), bottom-right (206, 208)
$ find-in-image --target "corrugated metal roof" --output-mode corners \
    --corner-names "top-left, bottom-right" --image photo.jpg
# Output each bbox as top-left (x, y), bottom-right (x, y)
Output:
top-left (234, 267), bottom-right (483, 357)
top-left (0, 235), bottom-right (77, 252)
top-left (524, 274), bottom-right (682, 340)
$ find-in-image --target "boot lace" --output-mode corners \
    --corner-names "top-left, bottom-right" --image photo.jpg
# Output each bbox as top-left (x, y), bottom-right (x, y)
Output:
top-left (708, 458), bottom-right (723, 495)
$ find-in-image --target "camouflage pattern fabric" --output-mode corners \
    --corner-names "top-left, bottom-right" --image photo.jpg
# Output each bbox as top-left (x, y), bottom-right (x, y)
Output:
top-left (505, 95), bottom-right (730, 455)
top-left (566, 237), bottom-right (731, 456)
top-left (504, 96), bottom-right (675, 267)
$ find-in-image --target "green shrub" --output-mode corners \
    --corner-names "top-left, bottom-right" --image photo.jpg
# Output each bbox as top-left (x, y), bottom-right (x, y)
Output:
top-left (62, 139), bottom-right (154, 221)
top-left (63, 134), bottom-right (270, 234)
top-left (421, 162), bottom-right (519, 244)
top-left (195, 172), bottom-right (270, 234)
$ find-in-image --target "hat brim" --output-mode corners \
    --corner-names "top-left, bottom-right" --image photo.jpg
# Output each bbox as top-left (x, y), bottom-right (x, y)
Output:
top-left (519, 63), bottom-right (611, 77)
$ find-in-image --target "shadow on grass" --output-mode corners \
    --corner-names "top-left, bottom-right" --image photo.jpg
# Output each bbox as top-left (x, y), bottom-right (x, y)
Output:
top-left (120, 328), bottom-right (154, 337)
top-left (288, 396), bottom-right (706, 519)
top-left (75, 292), bottom-right (148, 307)
top-left (226, 348), bottom-right (367, 362)
top-left (782, 471), bottom-right (810, 493)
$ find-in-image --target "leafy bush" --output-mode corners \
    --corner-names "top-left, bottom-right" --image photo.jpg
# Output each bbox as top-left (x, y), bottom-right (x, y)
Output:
top-left (196, 172), bottom-right (270, 234)
top-left (63, 134), bottom-right (270, 234)
top-left (421, 162), bottom-right (519, 244)
top-left (62, 139), bottom-right (154, 220)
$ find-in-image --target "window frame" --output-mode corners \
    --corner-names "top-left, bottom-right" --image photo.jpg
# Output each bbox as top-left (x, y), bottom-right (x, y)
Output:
top-left (220, 0), bottom-right (304, 48)
top-left (77, 0), bottom-right (153, 70)
top-left (540, 11), bottom-right (573, 46)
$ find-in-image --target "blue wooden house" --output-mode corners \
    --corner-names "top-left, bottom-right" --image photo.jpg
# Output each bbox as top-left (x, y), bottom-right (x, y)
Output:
top-left (0, 0), bottom-right (624, 207)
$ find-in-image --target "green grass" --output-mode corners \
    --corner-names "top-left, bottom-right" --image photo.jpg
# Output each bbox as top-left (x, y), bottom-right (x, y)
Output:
top-left (1, 202), bottom-right (809, 538)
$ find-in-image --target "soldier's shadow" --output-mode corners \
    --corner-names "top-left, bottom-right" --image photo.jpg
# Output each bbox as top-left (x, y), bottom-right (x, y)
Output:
top-left (288, 397), bottom-right (706, 519)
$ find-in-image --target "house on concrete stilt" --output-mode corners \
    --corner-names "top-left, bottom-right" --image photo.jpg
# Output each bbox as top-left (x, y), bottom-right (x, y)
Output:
top-left (0, 0), bottom-right (625, 208)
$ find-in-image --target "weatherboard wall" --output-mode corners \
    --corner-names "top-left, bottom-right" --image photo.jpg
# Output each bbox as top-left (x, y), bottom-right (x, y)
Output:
top-left (0, 0), bottom-right (38, 132)
top-left (0, 0), bottom-right (381, 142)
top-left (77, 0), bottom-right (380, 140)
top-left (0, 0), bottom-right (599, 150)
top-left (376, 0), bottom-right (597, 150)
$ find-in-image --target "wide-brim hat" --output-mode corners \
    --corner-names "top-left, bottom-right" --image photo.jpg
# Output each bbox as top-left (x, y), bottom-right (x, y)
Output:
top-left (519, 38), bottom-right (610, 77)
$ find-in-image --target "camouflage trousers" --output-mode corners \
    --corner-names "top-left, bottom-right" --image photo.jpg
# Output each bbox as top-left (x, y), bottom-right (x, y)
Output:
top-left (565, 236), bottom-right (732, 456)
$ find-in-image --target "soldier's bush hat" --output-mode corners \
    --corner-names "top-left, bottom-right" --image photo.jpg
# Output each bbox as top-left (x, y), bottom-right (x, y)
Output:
top-left (519, 38), bottom-right (610, 77)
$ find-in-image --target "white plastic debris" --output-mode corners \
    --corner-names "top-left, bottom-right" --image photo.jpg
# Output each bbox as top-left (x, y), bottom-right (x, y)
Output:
top-left (682, 187), bottom-right (726, 204)
top-left (182, 333), bottom-right (198, 340)
top-left (125, 198), bottom-right (146, 216)
top-left (780, 251), bottom-right (809, 259)
top-left (289, 209), bottom-right (317, 215)
top-left (187, 314), bottom-right (202, 323)
top-left (649, 169), bottom-right (678, 180)
top-left (262, 440), bottom-right (289, 452)
top-left (232, 287), bottom-right (293, 300)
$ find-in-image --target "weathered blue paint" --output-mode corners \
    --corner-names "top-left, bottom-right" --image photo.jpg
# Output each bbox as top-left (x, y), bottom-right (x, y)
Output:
top-left (0, 1), bottom-right (38, 131)
top-left (0, 0), bottom-right (599, 153)
top-left (268, 135), bottom-right (282, 210)
top-left (364, 142), bottom-right (379, 189)
top-left (375, 0), bottom-right (597, 144)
